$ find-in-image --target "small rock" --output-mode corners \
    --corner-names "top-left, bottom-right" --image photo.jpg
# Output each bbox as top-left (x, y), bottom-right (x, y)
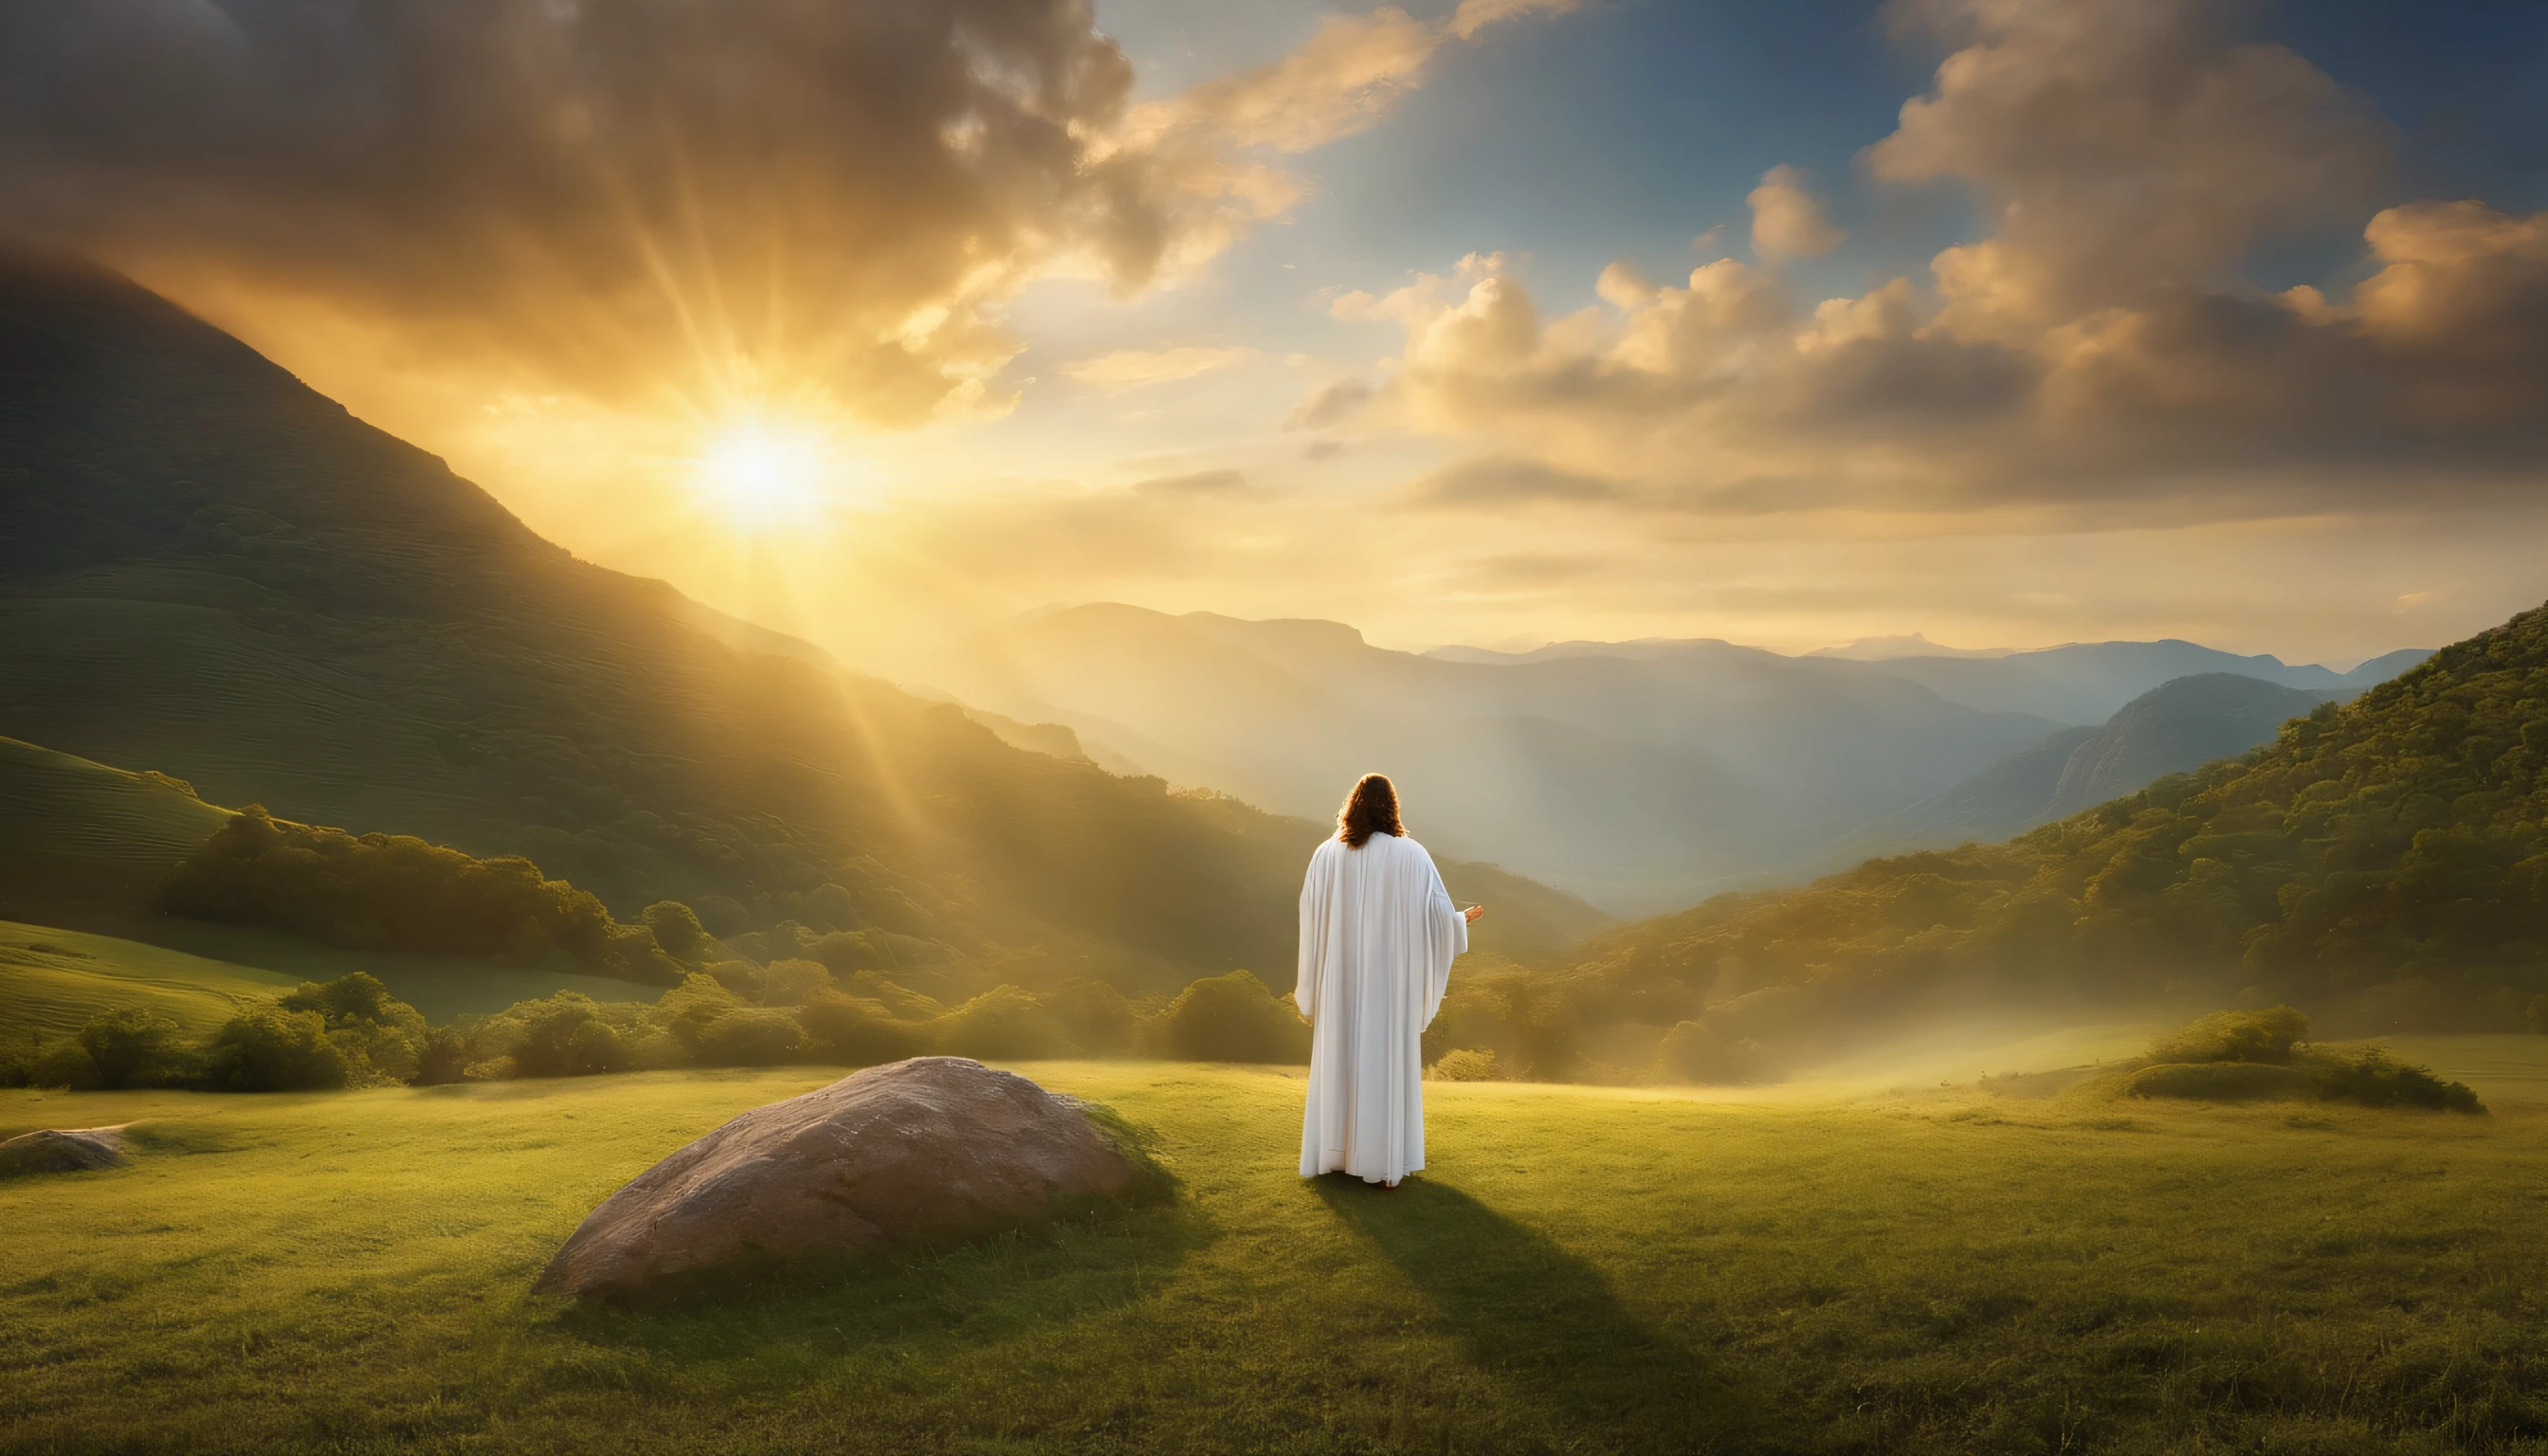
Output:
top-left (0, 1126), bottom-right (127, 1177)
top-left (539, 1058), bottom-right (1149, 1301)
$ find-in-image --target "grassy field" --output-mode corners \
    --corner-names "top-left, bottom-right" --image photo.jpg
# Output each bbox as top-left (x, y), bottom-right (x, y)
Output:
top-left (0, 920), bottom-right (300, 1040)
top-left (7, 1050), bottom-right (2548, 1455)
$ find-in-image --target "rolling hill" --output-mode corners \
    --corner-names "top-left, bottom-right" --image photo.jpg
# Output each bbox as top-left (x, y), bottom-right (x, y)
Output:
top-left (0, 919), bottom-right (301, 1039)
top-left (0, 246), bottom-right (1605, 999)
top-left (1556, 600), bottom-right (2548, 1065)
top-left (0, 735), bottom-right (232, 925)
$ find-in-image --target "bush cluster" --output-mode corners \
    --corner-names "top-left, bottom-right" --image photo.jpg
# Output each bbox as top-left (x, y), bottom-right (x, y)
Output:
top-left (5, 961), bottom-right (1318, 1094)
top-left (160, 809), bottom-right (686, 981)
top-left (2, 973), bottom-right (428, 1092)
top-left (2121, 1006), bottom-right (2484, 1113)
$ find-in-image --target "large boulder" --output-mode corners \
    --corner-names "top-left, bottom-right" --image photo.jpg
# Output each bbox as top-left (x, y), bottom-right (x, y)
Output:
top-left (539, 1057), bottom-right (1151, 1301)
top-left (0, 1126), bottom-right (126, 1177)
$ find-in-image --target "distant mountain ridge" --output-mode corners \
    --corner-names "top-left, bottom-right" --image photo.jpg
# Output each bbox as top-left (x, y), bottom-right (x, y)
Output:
top-left (928, 604), bottom-right (2430, 912)
top-left (1432, 634), bottom-right (2430, 724)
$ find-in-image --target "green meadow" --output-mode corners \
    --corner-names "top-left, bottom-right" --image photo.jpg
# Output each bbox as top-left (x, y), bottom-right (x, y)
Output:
top-left (9, 1054), bottom-right (2548, 1455)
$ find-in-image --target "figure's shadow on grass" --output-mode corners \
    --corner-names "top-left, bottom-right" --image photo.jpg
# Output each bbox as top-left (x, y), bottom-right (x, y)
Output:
top-left (1315, 1175), bottom-right (1762, 1453)
top-left (550, 1198), bottom-right (1214, 1365)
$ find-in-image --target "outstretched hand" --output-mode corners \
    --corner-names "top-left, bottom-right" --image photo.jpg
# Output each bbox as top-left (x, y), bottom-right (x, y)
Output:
top-left (1463, 904), bottom-right (1484, 923)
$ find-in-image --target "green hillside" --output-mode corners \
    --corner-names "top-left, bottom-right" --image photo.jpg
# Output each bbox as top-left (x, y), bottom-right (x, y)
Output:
top-left (0, 919), bottom-right (299, 1040)
top-left (0, 737), bottom-right (231, 924)
top-left (0, 247), bottom-right (1604, 998)
top-left (1561, 601), bottom-right (2548, 1067)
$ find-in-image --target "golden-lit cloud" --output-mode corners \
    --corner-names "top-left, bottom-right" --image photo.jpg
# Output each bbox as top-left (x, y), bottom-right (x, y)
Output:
top-left (0, 0), bottom-right (1577, 433)
top-left (1337, 0), bottom-right (2548, 521)
top-left (1746, 166), bottom-right (1844, 261)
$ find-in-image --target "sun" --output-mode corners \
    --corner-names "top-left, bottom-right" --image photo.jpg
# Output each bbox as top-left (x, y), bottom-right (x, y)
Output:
top-left (691, 419), bottom-right (833, 531)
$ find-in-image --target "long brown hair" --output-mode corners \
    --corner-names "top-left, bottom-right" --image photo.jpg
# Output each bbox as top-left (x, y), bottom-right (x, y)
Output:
top-left (1336, 774), bottom-right (1405, 847)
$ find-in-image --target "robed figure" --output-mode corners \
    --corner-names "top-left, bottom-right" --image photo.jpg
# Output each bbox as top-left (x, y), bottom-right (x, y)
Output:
top-left (1295, 774), bottom-right (1483, 1187)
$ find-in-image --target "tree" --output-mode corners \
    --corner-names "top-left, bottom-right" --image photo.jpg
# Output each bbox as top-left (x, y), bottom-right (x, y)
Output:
top-left (1156, 971), bottom-right (1308, 1064)
top-left (77, 1009), bottom-right (185, 1089)
top-left (205, 1008), bottom-right (349, 1091)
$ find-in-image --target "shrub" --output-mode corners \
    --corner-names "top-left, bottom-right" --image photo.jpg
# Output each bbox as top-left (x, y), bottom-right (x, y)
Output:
top-left (205, 1008), bottom-right (349, 1091)
top-left (2148, 1007), bottom-right (2309, 1065)
top-left (1156, 970), bottom-right (1309, 1064)
top-left (1427, 1048), bottom-right (1499, 1082)
top-left (331, 1020), bottom-right (423, 1085)
top-left (278, 974), bottom-right (426, 1084)
top-left (415, 1027), bottom-right (474, 1085)
top-left (699, 1009), bottom-right (802, 1065)
top-left (660, 973), bottom-right (743, 1052)
top-left (79, 1009), bottom-right (187, 1089)
top-left (31, 1038), bottom-right (100, 1091)
top-left (2310, 1046), bottom-right (2484, 1112)
top-left (502, 992), bottom-right (609, 1077)
top-left (2126, 1062), bottom-right (2316, 1101)
top-left (279, 972), bottom-right (403, 1027)
top-left (565, 1019), bottom-right (630, 1076)
top-left (931, 985), bottom-right (1078, 1060)
top-left (760, 958), bottom-right (832, 1007)
top-left (643, 901), bottom-right (708, 959)
top-left (797, 992), bottom-right (923, 1066)
top-left (624, 1028), bottom-right (687, 1069)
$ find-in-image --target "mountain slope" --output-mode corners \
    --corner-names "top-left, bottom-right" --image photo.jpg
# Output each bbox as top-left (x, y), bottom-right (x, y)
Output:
top-left (1560, 600), bottom-right (2548, 1052)
top-left (0, 248), bottom-right (1604, 989)
top-left (2041, 674), bottom-right (2337, 820)
top-left (1844, 725), bottom-right (2101, 853)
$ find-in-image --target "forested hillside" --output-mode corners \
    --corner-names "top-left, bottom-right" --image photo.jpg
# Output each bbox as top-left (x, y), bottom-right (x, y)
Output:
top-left (1549, 603), bottom-right (2548, 1072)
top-left (0, 248), bottom-right (1603, 996)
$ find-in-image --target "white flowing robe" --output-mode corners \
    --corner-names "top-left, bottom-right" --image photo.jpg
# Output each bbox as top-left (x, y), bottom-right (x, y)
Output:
top-left (1294, 831), bottom-right (1470, 1184)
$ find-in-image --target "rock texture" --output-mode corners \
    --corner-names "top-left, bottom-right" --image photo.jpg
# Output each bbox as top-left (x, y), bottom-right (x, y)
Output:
top-left (539, 1057), bottom-right (1142, 1301)
top-left (0, 1126), bottom-right (127, 1176)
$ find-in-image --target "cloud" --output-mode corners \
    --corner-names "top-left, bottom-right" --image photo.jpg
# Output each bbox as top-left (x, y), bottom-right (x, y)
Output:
top-left (1746, 166), bottom-right (1844, 261)
top-left (1285, 377), bottom-right (1375, 430)
top-left (1864, 0), bottom-right (2392, 328)
top-left (1063, 345), bottom-right (1252, 392)
top-left (1136, 0), bottom-right (1582, 153)
top-left (1349, 0), bottom-right (2548, 522)
top-left (0, 0), bottom-right (1581, 429)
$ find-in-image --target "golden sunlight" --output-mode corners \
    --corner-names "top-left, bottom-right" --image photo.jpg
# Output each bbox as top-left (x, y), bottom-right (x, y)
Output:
top-left (690, 419), bottom-right (835, 531)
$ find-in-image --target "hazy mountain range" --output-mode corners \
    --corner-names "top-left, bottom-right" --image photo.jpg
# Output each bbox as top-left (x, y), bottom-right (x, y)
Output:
top-left (923, 609), bottom-right (2429, 912)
